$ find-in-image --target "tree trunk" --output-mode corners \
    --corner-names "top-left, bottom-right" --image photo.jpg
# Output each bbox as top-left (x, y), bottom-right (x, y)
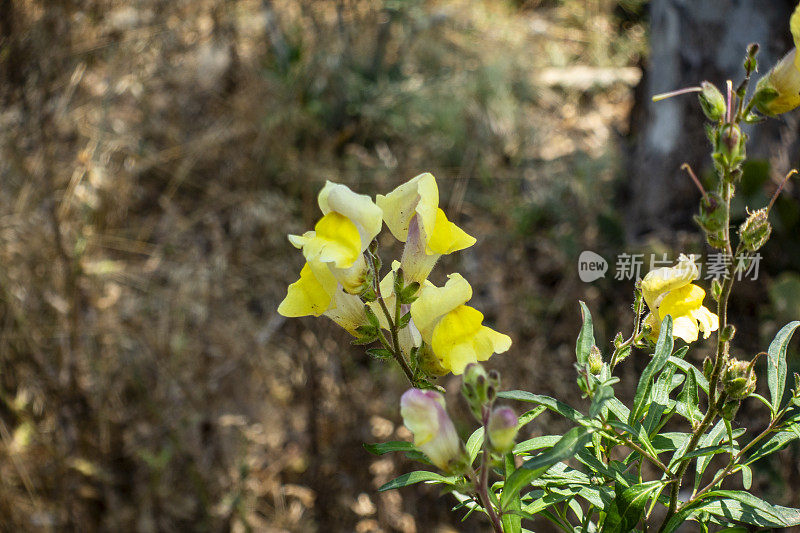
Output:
top-left (626, 0), bottom-right (796, 239)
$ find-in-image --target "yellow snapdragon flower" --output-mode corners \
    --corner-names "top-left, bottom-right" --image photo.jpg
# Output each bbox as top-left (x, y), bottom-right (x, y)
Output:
top-left (278, 181), bottom-right (383, 332)
top-left (755, 3), bottom-right (800, 115)
top-left (376, 173), bottom-right (476, 283)
top-left (277, 260), bottom-right (367, 334)
top-left (641, 255), bottom-right (719, 343)
top-left (410, 273), bottom-right (511, 375)
top-left (288, 181), bottom-right (383, 292)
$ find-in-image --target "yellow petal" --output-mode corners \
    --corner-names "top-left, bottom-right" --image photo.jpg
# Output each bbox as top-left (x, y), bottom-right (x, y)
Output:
top-left (295, 212), bottom-right (362, 269)
top-left (278, 262), bottom-right (336, 317)
top-left (430, 305), bottom-right (511, 375)
top-left (426, 208), bottom-right (477, 255)
top-left (318, 181), bottom-right (383, 247)
top-left (691, 306), bottom-right (719, 339)
top-left (324, 286), bottom-right (368, 334)
top-left (792, 4), bottom-right (800, 65)
top-left (641, 255), bottom-right (698, 310)
top-left (672, 315), bottom-right (700, 343)
top-left (659, 283), bottom-right (706, 318)
top-left (376, 173), bottom-right (439, 243)
top-left (762, 49), bottom-right (800, 115)
top-left (410, 273), bottom-right (473, 341)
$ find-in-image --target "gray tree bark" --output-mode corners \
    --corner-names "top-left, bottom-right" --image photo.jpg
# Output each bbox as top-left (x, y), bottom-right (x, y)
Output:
top-left (626, 0), bottom-right (797, 239)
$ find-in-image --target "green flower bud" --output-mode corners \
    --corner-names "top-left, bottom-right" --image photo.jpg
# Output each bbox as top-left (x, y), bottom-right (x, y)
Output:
top-left (698, 81), bottom-right (726, 122)
top-left (694, 193), bottom-right (727, 249)
top-left (721, 358), bottom-right (757, 401)
top-left (720, 324), bottom-right (736, 342)
top-left (738, 207), bottom-right (772, 252)
top-left (588, 345), bottom-right (603, 375)
top-left (716, 123), bottom-right (744, 169)
top-left (462, 363), bottom-right (492, 420)
top-left (487, 406), bottom-right (518, 453)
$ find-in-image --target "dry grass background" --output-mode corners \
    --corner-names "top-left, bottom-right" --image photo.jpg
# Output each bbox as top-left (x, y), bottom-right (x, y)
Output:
top-left (1, 1), bottom-right (798, 532)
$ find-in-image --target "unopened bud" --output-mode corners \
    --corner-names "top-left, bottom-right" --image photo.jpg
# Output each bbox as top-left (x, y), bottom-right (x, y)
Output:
top-left (588, 345), bottom-right (603, 375)
top-left (703, 357), bottom-right (714, 382)
top-left (711, 279), bottom-right (723, 302)
top-left (744, 43), bottom-right (759, 73)
top-left (400, 389), bottom-right (467, 473)
top-left (720, 324), bottom-right (736, 342)
top-left (721, 358), bottom-right (757, 401)
top-left (462, 363), bottom-right (491, 420)
top-left (487, 406), bottom-right (519, 453)
top-left (698, 81), bottom-right (726, 122)
top-left (694, 193), bottom-right (727, 249)
top-left (739, 208), bottom-right (772, 252)
top-left (716, 123), bottom-right (744, 168)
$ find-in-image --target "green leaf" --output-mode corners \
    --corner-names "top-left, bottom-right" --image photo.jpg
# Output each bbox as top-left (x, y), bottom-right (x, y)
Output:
top-left (363, 441), bottom-right (415, 456)
top-left (396, 311), bottom-right (412, 330)
top-left (693, 421), bottom-right (728, 488)
top-left (744, 429), bottom-right (799, 465)
top-left (518, 406), bottom-right (547, 428)
top-left (502, 452), bottom-right (523, 533)
top-left (513, 435), bottom-right (562, 455)
top-left (659, 490), bottom-right (800, 533)
top-left (498, 391), bottom-right (586, 423)
top-left (576, 301), bottom-right (595, 365)
top-left (740, 464), bottom-right (752, 490)
top-left (630, 315), bottom-right (674, 426)
top-left (590, 384), bottom-right (614, 418)
top-left (500, 426), bottom-right (593, 511)
top-left (466, 427), bottom-right (484, 464)
top-left (643, 357), bottom-right (679, 435)
top-left (767, 321), bottom-right (800, 413)
top-left (366, 347), bottom-right (394, 359)
top-left (378, 470), bottom-right (456, 491)
top-left (677, 367), bottom-right (702, 427)
top-left (668, 356), bottom-right (710, 394)
top-left (604, 481), bottom-right (664, 532)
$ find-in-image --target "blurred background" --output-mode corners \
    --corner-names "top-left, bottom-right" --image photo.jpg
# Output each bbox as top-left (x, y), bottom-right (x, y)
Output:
top-left (2, 0), bottom-right (800, 531)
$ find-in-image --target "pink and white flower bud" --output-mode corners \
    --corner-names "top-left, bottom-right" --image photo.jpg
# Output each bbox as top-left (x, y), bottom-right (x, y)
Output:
top-left (400, 215), bottom-right (441, 284)
top-left (400, 389), bottom-right (465, 472)
top-left (487, 406), bottom-right (518, 453)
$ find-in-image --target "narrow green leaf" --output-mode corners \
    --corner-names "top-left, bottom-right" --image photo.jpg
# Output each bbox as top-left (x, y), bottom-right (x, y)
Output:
top-left (502, 452), bottom-right (523, 533)
top-left (363, 441), bottom-right (415, 455)
top-left (366, 347), bottom-right (394, 359)
top-left (630, 315), bottom-right (674, 425)
top-left (604, 481), bottom-right (664, 532)
top-left (498, 391), bottom-right (586, 423)
top-left (590, 384), bottom-right (614, 418)
top-left (693, 421), bottom-right (728, 488)
top-left (576, 301), bottom-right (595, 365)
top-left (668, 356), bottom-right (710, 394)
top-left (466, 427), bottom-right (484, 464)
top-left (378, 470), bottom-right (455, 491)
top-left (677, 368), bottom-right (701, 427)
top-left (767, 321), bottom-right (800, 413)
top-left (513, 435), bottom-right (562, 455)
top-left (660, 490), bottom-right (800, 532)
top-left (500, 426), bottom-right (593, 510)
top-left (518, 406), bottom-right (547, 427)
top-left (744, 429), bottom-right (799, 465)
top-left (740, 464), bottom-right (752, 490)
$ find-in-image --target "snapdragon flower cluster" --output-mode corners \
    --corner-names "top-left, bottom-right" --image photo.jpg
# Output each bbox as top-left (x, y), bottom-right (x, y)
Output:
top-left (278, 173), bottom-right (511, 379)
